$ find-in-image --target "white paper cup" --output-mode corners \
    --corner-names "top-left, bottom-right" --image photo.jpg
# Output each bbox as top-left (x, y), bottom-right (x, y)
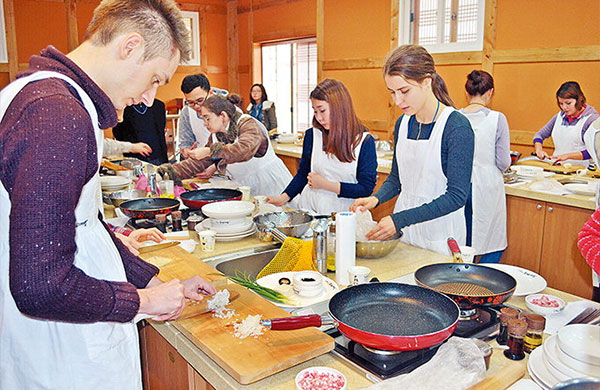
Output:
top-left (348, 266), bottom-right (371, 285)
top-left (198, 230), bottom-right (216, 251)
top-left (459, 246), bottom-right (476, 263)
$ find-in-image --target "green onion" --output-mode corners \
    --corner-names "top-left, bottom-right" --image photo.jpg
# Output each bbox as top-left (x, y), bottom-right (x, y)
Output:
top-left (210, 271), bottom-right (290, 304)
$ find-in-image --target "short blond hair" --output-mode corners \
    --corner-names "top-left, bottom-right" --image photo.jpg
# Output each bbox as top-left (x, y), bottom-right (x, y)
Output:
top-left (84, 0), bottom-right (191, 62)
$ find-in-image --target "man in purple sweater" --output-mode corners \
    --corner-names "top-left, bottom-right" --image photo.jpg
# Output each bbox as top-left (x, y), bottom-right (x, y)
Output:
top-left (0, 1), bottom-right (215, 389)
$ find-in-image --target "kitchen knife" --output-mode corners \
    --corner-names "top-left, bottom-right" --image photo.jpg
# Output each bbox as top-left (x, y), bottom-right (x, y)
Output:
top-left (447, 237), bottom-right (463, 263)
top-left (138, 241), bottom-right (181, 254)
top-left (178, 290), bottom-right (240, 320)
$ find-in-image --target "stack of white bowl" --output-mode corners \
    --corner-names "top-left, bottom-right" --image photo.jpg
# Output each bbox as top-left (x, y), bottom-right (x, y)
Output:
top-left (100, 175), bottom-right (131, 192)
top-left (197, 200), bottom-right (256, 241)
top-left (528, 324), bottom-right (600, 390)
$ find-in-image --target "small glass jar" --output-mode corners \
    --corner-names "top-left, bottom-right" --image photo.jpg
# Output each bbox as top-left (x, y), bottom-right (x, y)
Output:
top-left (524, 313), bottom-right (546, 353)
top-left (504, 318), bottom-right (528, 361)
top-left (171, 211), bottom-right (183, 232)
top-left (155, 214), bottom-right (167, 233)
top-left (497, 307), bottom-right (519, 345)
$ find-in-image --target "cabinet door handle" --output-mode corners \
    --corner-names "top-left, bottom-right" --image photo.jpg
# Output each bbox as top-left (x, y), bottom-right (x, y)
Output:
top-left (547, 207), bottom-right (553, 212)
top-left (536, 205), bottom-right (542, 210)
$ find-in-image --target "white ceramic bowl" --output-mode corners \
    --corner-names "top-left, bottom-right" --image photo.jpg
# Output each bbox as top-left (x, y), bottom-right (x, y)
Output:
top-left (292, 271), bottom-right (324, 298)
top-left (556, 343), bottom-right (600, 377)
top-left (210, 217), bottom-right (247, 227)
top-left (543, 335), bottom-right (589, 380)
top-left (278, 133), bottom-right (297, 144)
top-left (100, 175), bottom-right (131, 191)
top-left (295, 366), bottom-right (346, 390)
top-left (513, 165), bottom-right (544, 177)
top-left (201, 200), bottom-right (255, 219)
top-left (525, 293), bottom-right (566, 315)
top-left (557, 324), bottom-right (600, 366)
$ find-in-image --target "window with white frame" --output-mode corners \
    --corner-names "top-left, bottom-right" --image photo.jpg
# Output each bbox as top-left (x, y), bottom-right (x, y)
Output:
top-left (0, 0), bottom-right (7, 63)
top-left (398, 0), bottom-right (485, 53)
top-left (261, 38), bottom-right (317, 134)
top-left (180, 11), bottom-right (200, 65)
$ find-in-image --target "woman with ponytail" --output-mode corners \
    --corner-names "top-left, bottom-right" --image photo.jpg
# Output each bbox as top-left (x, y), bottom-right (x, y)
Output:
top-left (158, 95), bottom-right (292, 196)
top-left (351, 45), bottom-right (474, 255)
top-left (460, 70), bottom-right (510, 263)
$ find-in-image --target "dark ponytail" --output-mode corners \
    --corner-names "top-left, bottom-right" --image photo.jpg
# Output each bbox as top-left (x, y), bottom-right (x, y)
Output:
top-left (383, 44), bottom-right (454, 107)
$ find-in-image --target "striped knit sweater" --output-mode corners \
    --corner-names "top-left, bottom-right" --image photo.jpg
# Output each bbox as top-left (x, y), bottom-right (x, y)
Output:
top-left (577, 208), bottom-right (600, 275)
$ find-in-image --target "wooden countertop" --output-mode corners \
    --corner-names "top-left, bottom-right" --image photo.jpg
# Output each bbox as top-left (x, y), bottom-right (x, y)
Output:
top-left (143, 237), bottom-right (587, 390)
top-left (274, 143), bottom-right (597, 210)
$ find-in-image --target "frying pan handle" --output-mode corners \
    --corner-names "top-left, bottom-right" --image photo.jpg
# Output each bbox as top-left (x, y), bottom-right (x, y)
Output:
top-left (447, 237), bottom-right (463, 263)
top-left (261, 314), bottom-right (329, 330)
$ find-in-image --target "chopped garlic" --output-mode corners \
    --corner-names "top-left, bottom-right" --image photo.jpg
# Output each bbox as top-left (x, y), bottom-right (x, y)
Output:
top-left (233, 315), bottom-right (265, 339)
top-left (207, 289), bottom-right (235, 319)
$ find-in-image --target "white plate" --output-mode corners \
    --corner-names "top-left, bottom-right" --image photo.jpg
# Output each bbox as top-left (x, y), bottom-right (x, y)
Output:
top-left (100, 175), bottom-right (131, 189)
top-left (214, 228), bottom-right (256, 241)
top-left (256, 271), bottom-right (339, 309)
top-left (479, 263), bottom-right (547, 296)
top-left (563, 183), bottom-right (596, 196)
top-left (507, 379), bottom-right (543, 390)
top-left (543, 335), bottom-right (589, 380)
top-left (528, 347), bottom-right (559, 389)
top-left (201, 200), bottom-right (255, 219)
top-left (200, 218), bottom-right (253, 234)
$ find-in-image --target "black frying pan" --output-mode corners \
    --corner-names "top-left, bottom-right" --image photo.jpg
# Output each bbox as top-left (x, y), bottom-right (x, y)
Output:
top-left (262, 283), bottom-right (460, 351)
top-left (414, 263), bottom-right (517, 310)
top-left (119, 198), bottom-right (180, 219)
top-left (179, 188), bottom-right (242, 209)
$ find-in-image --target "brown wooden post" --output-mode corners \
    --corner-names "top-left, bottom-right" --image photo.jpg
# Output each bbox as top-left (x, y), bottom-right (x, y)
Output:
top-left (482, 0), bottom-right (497, 74)
top-left (4, 0), bottom-right (18, 81)
top-left (66, 0), bottom-right (79, 52)
top-left (226, 0), bottom-right (239, 93)
top-left (316, 0), bottom-right (324, 82)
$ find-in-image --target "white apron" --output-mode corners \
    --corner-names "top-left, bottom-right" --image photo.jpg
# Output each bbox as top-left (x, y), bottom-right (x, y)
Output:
top-left (552, 112), bottom-right (592, 166)
top-left (394, 107), bottom-right (466, 255)
top-left (187, 105), bottom-right (211, 147)
top-left (0, 71), bottom-right (141, 390)
top-left (220, 114), bottom-right (292, 196)
top-left (296, 129), bottom-right (369, 214)
top-left (464, 110), bottom-right (507, 254)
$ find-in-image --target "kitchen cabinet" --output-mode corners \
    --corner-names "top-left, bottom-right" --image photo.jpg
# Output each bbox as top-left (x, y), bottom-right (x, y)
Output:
top-left (139, 324), bottom-right (214, 390)
top-left (502, 195), bottom-right (593, 298)
top-left (278, 154), bottom-right (299, 176)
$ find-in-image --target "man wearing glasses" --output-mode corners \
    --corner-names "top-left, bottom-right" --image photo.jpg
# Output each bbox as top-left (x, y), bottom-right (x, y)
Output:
top-left (178, 74), bottom-right (216, 159)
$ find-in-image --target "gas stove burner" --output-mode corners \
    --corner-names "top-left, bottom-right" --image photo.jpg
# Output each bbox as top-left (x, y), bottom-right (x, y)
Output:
top-left (459, 307), bottom-right (480, 320)
top-left (453, 306), bottom-right (499, 339)
top-left (362, 345), bottom-right (402, 355)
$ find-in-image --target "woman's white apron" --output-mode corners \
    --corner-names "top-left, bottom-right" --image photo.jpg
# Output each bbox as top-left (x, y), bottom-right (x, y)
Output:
top-left (465, 110), bottom-right (507, 254)
top-left (393, 107), bottom-right (466, 255)
top-left (296, 129), bottom-right (369, 215)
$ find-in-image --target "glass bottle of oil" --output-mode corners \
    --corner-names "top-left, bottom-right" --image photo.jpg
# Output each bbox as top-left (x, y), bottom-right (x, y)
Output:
top-left (327, 214), bottom-right (336, 272)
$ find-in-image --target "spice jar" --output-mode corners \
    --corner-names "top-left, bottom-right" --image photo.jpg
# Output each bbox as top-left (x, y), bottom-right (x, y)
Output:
top-left (187, 215), bottom-right (202, 240)
top-left (497, 307), bottom-right (519, 345)
top-left (171, 211), bottom-right (183, 232)
top-left (155, 214), bottom-right (167, 233)
top-left (504, 318), bottom-right (528, 361)
top-left (523, 313), bottom-right (546, 353)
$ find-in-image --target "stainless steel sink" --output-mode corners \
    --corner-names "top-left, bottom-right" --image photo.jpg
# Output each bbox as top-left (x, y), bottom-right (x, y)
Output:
top-left (204, 246), bottom-right (279, 279)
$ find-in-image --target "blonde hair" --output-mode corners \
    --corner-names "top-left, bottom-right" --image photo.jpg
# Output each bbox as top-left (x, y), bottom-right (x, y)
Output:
top-left (84, 0), bottom-right (191, 62)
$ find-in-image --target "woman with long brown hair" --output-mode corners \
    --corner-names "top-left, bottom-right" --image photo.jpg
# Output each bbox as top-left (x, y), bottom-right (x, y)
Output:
top-left (267, 79), bottom-right (377, 214)
top-left (351, 45), bottom-right (474, 255)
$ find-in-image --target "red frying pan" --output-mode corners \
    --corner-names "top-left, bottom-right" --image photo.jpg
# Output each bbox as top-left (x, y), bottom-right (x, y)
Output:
top-left (261, 283), bottom-right (459, 351)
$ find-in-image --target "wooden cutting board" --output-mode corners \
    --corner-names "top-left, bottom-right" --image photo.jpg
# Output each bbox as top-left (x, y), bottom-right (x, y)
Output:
top-left (515, 159), bottom-right (585, 174)
top-left (141, 246), bottom-right (334, 385)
